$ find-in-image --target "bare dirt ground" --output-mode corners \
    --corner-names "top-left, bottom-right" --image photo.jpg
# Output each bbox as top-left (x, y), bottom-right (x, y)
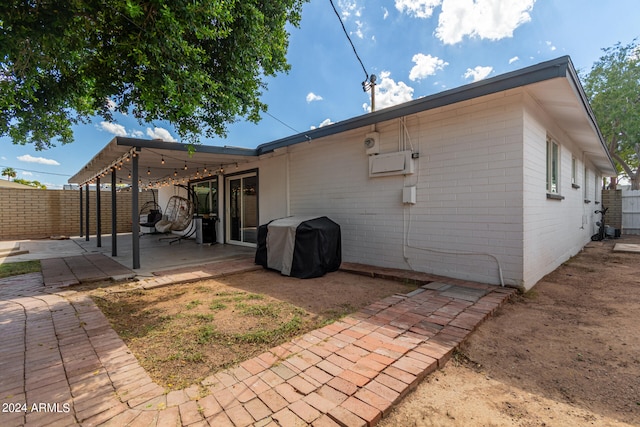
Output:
top-left (90, 269), bottom-right (419, 390)
top-left (381, 236), bottom-right (640, 427)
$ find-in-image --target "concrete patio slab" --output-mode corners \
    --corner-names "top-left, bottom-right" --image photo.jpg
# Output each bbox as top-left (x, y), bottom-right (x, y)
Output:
top-left (613, 243), bottom-right (640, 253)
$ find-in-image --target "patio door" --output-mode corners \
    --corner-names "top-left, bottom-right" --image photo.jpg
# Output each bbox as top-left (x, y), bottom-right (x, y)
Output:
top-left (225, 172), bottom-right (258, 246)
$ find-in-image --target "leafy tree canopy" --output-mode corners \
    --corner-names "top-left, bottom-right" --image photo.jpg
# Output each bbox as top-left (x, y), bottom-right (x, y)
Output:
top-left (14, 178), bottom-right (46, 189)
top-left (582, 39), bottom-right (640, 188)
top-left (2, 166), bottom-right (17, 180)
top-left (0, 0), bottom-right (306, 150)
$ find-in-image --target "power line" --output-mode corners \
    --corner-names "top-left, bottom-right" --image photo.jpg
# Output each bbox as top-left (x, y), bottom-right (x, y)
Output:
top-left (264, 111), bottom-right (301, 134)
top-left (329, 0), bottom-right (370, 80)
top-left (0, 164), bottom-right (71, 177)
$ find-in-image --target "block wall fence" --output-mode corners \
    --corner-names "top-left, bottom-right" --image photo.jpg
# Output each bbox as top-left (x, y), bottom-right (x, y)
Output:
top-left (0, 188), bottom-right (157, 240)
top-left (601, 189), bottom-right (622, 230)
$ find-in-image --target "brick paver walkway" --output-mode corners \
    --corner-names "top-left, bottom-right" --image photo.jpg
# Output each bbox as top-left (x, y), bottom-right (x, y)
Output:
top-left (0, 264), bottom-right (516, 426)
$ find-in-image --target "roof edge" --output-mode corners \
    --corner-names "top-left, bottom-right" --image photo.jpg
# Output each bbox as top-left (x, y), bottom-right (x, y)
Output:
top-left (114, 137), bottom-right (258, 156)
top-left (257, 56), bottom-right (573, 155)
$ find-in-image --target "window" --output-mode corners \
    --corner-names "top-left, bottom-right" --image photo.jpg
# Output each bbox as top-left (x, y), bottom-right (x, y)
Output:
top-left (193, 178), bottom-right (218, 216)
top-left (584, 166), bottom-right (591, 203)
top-left (546, 137), bottom-right (560, 194)
top-left (571, 157), bottom-right (579, 188)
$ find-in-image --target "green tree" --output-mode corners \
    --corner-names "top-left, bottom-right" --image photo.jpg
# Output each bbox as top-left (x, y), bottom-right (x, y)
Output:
top-left (13, 178), bottom-right (46, 189)
top-left (0, 0), bottom-right (305, 150)
top-left (2, 167), bottom-right (16, 181)
top-left (582, 40), bottom-right (640, 189)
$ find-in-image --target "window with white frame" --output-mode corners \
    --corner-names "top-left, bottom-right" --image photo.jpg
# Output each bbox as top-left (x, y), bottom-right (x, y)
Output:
top-left (546, 137), bottom-right (560, 194)
top-left (584, 166), bottom-right (590, 202)
top-left (571, 157), bottom-right (578, 187)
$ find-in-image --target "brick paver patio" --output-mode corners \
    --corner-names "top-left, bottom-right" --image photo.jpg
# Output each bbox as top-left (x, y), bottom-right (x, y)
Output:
top-left (0, 261), bottom-right (516, 426)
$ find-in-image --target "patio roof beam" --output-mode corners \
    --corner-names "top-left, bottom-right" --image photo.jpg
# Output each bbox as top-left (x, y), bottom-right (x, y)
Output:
top-left (96, 176), bottom-right (102, 248)
top-left (79, 186), bottom-right (83, 238)
top-left (132, 148), bottom-right (140, 269)
top-left (111, 168), bottom-right (117, 257)
top-left (85, 183), bottom-right (90, 242)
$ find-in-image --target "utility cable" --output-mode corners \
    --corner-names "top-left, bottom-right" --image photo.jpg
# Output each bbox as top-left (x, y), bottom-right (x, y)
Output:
top-left (329, 0), bottom-right (369, 81)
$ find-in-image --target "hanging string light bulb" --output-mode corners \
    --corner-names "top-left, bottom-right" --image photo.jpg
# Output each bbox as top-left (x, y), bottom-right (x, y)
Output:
top-left (161, 155), bottom-right (165, 165)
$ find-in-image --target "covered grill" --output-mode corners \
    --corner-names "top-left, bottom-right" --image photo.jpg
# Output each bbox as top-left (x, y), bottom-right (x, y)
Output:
top-left (255, 216), bottom-right (341, 279)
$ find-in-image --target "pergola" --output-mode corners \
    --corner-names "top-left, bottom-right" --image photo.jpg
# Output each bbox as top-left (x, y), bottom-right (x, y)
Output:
top-left (69, 137), bottom-right (258, 269)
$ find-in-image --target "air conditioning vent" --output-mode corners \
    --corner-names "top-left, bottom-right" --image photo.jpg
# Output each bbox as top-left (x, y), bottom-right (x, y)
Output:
top-left (369, 150), bottom-right (415, 177)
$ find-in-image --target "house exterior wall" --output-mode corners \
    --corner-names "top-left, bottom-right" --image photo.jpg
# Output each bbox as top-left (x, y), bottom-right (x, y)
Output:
top-left (521, 93), bottom-right (602, 288)
top-left (281, 89), bottom-right (527, 286)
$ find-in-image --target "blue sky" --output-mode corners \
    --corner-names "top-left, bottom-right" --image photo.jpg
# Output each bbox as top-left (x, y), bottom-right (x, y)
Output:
top-left (1, 0), bottom-right (639, 188)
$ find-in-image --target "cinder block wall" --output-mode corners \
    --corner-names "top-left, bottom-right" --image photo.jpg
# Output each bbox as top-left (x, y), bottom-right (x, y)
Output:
top-left (602, 189), bottom-right (622, 230)
top-left (0, 188), bottom-right (156, 240)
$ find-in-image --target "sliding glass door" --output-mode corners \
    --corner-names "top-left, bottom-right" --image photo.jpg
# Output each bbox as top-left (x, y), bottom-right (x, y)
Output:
top-left (226, 172), bottom-right (258, 246)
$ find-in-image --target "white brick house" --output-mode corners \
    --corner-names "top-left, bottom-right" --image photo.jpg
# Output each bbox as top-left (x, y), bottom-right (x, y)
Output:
top-left (71, 56), bottom-right (615, 290)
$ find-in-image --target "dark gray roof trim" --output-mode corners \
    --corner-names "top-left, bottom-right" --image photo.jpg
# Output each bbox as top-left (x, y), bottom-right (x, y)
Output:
top-left (115, 136), bottom-right (257, 156)
top-left (257, 56), bottom-right (579, 155)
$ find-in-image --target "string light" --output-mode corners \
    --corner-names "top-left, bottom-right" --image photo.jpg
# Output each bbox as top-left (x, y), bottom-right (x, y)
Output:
top-left (147, 167), bottom-right (151, 175)
top-left (184, 162), bottom-right (188, 170)
top-left (161, 156), bottom-right (165, 165)
top-left (174, 169), bottom-right (178, 177)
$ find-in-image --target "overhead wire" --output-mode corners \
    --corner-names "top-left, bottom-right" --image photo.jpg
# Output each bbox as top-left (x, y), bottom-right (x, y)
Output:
top-left (328, 0), bottom-right (370, 81)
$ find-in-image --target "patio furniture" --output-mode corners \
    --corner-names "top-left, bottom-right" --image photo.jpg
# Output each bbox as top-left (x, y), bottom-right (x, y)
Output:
top-left (155, 195), bottom-right (195, 243)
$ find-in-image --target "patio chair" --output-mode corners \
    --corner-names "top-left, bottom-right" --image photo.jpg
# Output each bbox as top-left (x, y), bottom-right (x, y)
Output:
top-left (139, 199), bottom-right (163, 234)
top-left (155, 195), bottom-right (195, 243)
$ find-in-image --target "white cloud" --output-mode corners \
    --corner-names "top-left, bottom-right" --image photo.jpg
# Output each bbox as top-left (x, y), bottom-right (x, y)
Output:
top-left (1, 156), bottom-right (6, 160)
top-left (106, 98), bottom-right (117, 111)
top-left (354, 20), bottom-right (364, 39)
top-left (131, 130), bottom-right (144, 138)
top-left (409, 53), bottom-right (449, 81)
top-left (464, 65), bottom-right (493, 82)
top-left (435, 0), bottom-right (535, 45)
top-left (17, 154), bottom-right (60, 166)
top-left (310, 118), bottom-right (334, 129)
top-left (338, 0), bottom-right (359, 19)
top-left (546, 40), bottom-right (556, 51)
top-left (509, 56), bottom-right (520, 64)
top-left (98, 121), bottom-right (127, 137)
top-left (364, 71), bottom-right (414, 112)
top-left (21, 171), bottom-right (33, 176)
top-left (383, 7), bottom-right (389, 19)
top-left (306, 92), bottom-right (324, 103)
top-left (395, 0), bottom-right (442, 18)
top-left (146, 127), bottom-right (177, 142)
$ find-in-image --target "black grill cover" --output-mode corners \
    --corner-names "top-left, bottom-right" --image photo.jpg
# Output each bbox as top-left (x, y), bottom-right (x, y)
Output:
top-left (255, 216), bottom-right (341, 279)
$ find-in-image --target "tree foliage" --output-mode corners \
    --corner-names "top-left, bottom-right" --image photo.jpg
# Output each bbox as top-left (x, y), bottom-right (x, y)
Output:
top-left (14, 178), bottom-right (46, 189)
top-left (582, 40), bottom-right (640, 189)
top-left (2, 167), bottom-right (16, 181)
top-left (0, 0), bottom-right (305, 149)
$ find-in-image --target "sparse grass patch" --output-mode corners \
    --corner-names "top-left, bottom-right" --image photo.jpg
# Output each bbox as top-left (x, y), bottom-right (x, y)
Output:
top-left (90, 271), bottom-right (419, 390)
top-left (186, 299), bottom-right (202, 310)
top-left (0, 260), bottom-right (41, 278)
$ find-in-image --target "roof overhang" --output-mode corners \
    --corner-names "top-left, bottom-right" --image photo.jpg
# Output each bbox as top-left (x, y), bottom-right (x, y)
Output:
top-left (70, 55), bottom-right (616, 185)
top-left (69, 137), bottom-right (258, 186)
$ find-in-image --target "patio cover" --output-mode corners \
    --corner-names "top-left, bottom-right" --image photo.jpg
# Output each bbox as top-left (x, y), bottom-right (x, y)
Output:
top-left (255, 216), bottom-right (341, 278)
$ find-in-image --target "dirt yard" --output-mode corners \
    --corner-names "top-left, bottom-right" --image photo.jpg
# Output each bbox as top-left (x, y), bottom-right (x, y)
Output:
top-left (85, 236), bottom-right (640, 425)
top-left (90, 269), bottom-right (419, 390)
top-left (381, 236), bottom-right (640, 426)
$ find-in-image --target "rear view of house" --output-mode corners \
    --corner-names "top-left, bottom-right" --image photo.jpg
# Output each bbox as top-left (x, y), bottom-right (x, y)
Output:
top-left (71, 56), bottom-right (616, 290)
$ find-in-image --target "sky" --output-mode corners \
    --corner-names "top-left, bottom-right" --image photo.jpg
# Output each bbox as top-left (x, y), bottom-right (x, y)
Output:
top-left (1, 0), bottom-right (639, 189)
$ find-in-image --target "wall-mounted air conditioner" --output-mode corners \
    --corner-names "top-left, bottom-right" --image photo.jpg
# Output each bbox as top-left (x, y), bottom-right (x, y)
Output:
top-left (364, 132), bottom-right (380, 155)
top-left (369, 150), bottom-right (415, 178)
